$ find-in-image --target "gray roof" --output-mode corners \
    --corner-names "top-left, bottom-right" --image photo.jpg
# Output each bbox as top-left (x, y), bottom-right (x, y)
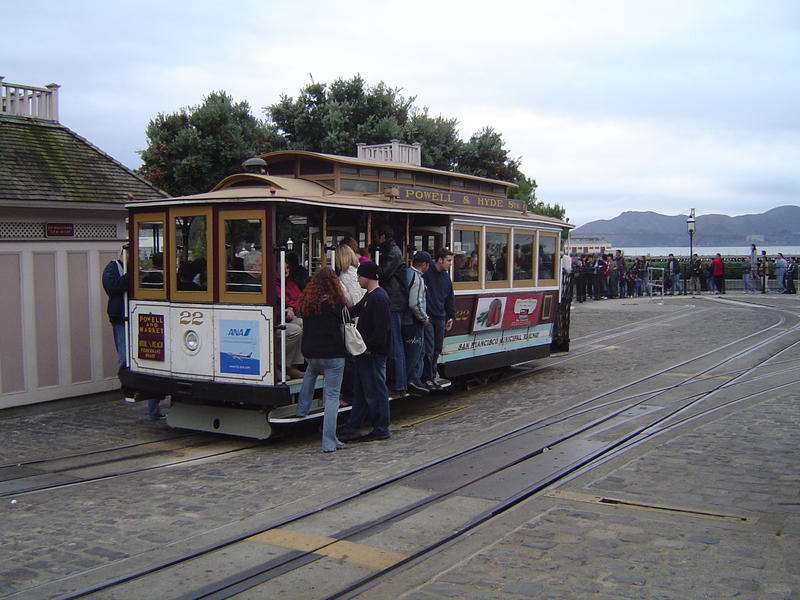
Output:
top-left (0, 114), bottom-right (167, 205)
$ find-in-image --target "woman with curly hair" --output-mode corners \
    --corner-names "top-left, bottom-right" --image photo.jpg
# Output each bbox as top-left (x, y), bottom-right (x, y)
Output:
top-left (295, 267), bottom-right (348, 452)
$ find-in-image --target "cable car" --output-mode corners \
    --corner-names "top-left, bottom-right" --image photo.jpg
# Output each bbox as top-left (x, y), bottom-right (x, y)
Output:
top-left (121, 142), bottom-right (573, 439)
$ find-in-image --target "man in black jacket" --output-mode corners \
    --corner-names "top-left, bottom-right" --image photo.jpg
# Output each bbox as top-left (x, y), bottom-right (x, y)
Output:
top-left (376, 224), bottom-right (408, 393)
top-left (422, 248), bottom-right (455, 388)
top-left (102, 251), bottom-right (165, 420)
top-left (339, 261), bottom-right (393, 442)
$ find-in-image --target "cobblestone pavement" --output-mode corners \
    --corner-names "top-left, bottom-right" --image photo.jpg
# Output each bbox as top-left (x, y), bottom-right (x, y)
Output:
top-left (1, 292), bottom-right (798, 598)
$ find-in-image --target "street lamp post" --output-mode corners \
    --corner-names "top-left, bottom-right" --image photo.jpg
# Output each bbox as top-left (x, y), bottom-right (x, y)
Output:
top-left (686, 210), bottom-right (696, 295)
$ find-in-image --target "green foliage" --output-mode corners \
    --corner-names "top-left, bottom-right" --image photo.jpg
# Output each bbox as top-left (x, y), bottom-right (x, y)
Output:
top-left (267, 77), bottom-right (531, 187)
top-left (139, 91), bottom-right (286, 196)
top-left (457, 127), bottom-right (521, 182)
top-left (513, 176), bottom-right (566, 220)
top-left (140, 77), bottom-right (569, 223)
top-left (268, 76), bottom-right (413, 156)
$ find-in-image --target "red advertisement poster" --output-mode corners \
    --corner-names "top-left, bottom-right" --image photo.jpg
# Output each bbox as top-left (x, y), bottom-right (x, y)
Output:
top-left (138, 313), bottom-right (165, 361)
top-left (502, 293), bottom-right (543, 328)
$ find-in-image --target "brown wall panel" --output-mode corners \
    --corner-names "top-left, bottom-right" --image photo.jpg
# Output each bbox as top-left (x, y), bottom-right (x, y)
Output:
top-left (0, 254), bottom-right (24, 393)
top-left (34, 253), bottom-right (59, 387)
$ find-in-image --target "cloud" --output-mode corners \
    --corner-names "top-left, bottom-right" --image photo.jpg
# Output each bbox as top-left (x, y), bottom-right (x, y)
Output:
top-left (3, 0), bottom-right (798, 225)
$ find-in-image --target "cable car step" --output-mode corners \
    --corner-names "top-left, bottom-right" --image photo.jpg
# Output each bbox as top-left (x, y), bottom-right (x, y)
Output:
top-left (268, 402), bottom-right (352, 424)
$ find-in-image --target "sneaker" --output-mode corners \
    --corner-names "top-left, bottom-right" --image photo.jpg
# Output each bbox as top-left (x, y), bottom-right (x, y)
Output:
top-left (338, 431), bottom-right (363, 442)
top-left (150, 413), bottom-right (166, 421)
top-left (425, 379), bottom-right (443, 391)
top-left (408, 382), bottom-right (429, 396)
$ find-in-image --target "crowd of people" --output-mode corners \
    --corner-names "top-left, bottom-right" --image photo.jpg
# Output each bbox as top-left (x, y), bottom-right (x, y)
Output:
top-left (569, 244), bottom-right (797, 301)
top-left (287, 225), bottom-right (456, 452)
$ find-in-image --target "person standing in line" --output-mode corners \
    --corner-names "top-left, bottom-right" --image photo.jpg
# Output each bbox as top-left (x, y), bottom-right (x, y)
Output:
top-left (294, 267), bottom-right (348, 453)
top-left (423, 248), bottom-right (456, 389)
top-left (774, 253), bottom-right (787, 293)
top-left (102, 250), bottom-right (164, 420)
top-left (375, 224), bottom-right (408, 394)
top-left (783, 257), bottom-right (796, 294)
top-left (402, 251), bottom-right (431, 396)
top-left (574, 256), bottom-right (587, 302)
top-left (690, 254), bottom-right (703, 294)
top-left (711, 253), bottom-right (726, 294)
top-left (666, 253), bottom-right (682, 295)
top-left (742, 256), bottom-right (755, 293)
top-left (612, 249), bottom-right (625, 298)
top-left (749, 243), bottom-right (757, 288)
top-left (338, 261), bottom-right (393, 443)
top-left (757, 250), bottom-right (769, 292)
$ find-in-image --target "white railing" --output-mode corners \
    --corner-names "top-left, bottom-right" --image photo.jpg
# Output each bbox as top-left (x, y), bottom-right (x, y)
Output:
top-left (357, 140), bottom-right (421, 166)
top-left (1, 77), bottom-right (60, 121)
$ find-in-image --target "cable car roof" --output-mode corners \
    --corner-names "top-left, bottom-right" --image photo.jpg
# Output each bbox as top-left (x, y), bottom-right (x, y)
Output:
top-left (127, 173), bottom-right (571, 228)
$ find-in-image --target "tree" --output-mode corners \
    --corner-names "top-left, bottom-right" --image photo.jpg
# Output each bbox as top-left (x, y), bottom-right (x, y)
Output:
top-left (268, 76), bottom-right (413, 156)
top-left (139, 91), bottom-right (285, 196)
top-left (456, 127), bottom-right (522, 182)
top-left (514, 176), bottom-right (566, 220)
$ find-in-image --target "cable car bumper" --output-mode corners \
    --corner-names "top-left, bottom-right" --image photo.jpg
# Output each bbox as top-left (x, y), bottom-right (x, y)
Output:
top-left (119, 368), bottom-right (291, 408)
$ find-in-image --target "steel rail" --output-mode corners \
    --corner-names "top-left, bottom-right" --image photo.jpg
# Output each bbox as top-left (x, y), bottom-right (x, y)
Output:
top-left (49, 303), bottom-right (797, 600)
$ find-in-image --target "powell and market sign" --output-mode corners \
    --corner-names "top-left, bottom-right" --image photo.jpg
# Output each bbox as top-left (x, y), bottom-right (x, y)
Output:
top-left (398, 185), bottom-right (525, 212)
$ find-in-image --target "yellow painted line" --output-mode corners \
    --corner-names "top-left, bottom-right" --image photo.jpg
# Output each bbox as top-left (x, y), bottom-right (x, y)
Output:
top-left (249, 529), bottom-right (407, 570)
top-left (400, 405), bottom-right (471, 428)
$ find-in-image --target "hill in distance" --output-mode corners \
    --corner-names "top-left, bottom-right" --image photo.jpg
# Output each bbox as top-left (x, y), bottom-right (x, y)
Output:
top-left (572, 205), bottom-right (800, 247)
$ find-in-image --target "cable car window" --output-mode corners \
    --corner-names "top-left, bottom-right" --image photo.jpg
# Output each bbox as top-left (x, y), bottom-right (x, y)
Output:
top-left (224, 218), bottom-right (263, 293)
top-left (513, 231), bottom-right (535, 286)
top-left (380, 169), bottom-right (396, 179)
top-left (397, 171), bottom-right (413, 180)
top-left (453, 226), bottom-right (480, 285)
top-left (173, 214), bottom-right (209, 292)
top-left (138, 220), bottom-right (164, 289)
top-left (416, 173), bottom-right (433, 185)
top-left (268, 159), bottom-right (295, 175)
top-left (132, 212), bottom-right (166, 300)
top-left (340, 179), bottom-right (378, 193)
top-left (299, 159), bottom-right (334, 175)
top-left (486, 229), bottom-right (509, 286)
top-left (538, 233), bottom-right (558, 284)
top-left (360, 167), bottom-right (378, 177)
top-left (340, 165), bottom-right (358, 174)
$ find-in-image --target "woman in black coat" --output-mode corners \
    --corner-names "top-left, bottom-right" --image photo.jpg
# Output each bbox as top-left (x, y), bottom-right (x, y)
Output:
top-left (295, 267), bottom-right (348, 452)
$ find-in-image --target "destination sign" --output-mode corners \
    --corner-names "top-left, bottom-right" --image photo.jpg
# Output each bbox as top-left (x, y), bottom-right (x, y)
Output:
top-left (138, 313), bottom-right (165, 361)
top-left (398, 185), bottom-right (524, 212)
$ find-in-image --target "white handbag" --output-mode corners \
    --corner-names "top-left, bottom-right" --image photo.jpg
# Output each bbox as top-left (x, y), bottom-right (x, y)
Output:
top-left (341, 307), bottom-right (367, 356)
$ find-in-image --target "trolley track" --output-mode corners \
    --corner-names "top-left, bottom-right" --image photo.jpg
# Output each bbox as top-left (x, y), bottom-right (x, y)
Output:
top-left (0, 308), bottom-right (699, 501)
top-left (44, 302), bottom-right (800, 600)
top-left (0, 434), bottom-right (263, 498)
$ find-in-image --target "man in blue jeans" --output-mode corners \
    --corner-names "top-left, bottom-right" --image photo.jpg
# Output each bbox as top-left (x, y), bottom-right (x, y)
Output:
top-left (422, 248), bottom-right (456, 388)
top-left (102, 253), bottom-right (165, 421)
top-left (339, 261), bottom-right (393, 442)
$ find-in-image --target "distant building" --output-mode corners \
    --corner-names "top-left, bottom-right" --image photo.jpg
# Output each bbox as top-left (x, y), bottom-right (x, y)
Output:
top-left (567, 236), bottom-right (612, 256)
top-left (0, 78), bottom-right (167, 408)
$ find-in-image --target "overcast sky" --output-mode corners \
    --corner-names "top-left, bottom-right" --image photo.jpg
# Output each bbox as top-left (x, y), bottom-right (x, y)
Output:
top-left (5, 0), bottom-right (798, 225)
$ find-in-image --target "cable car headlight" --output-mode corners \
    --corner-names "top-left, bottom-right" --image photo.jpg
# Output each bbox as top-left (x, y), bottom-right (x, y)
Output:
top-left (183, 330), bottom-right (200, 352)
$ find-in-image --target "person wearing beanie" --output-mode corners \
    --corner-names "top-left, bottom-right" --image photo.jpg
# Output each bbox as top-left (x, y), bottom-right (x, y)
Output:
top-left (339, 261), bottom-right (393, 442)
